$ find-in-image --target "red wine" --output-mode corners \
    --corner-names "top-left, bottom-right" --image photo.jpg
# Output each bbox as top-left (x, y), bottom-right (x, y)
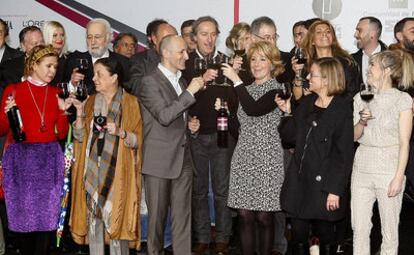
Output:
top-left (58, 91), bottom-right (70, 99)
top-left (234, 49), bottom-right (245, 56)
top-left (217, 98), bottom-right (228, 148)
top-left (360, 94), bottom-right (374, 103)
top-left (7, 95), bottom-right (26, 142)
top-left (196, 68), bottom-right (207, 77)
top-left (76, 94), bottom-right (88, 102)
top-left (297, 57), bottom-right (307, 65)
top-left (208, 63), bottom-right (222, 70)
top-left (278, 91), bottom-right (291, 100)
top-left (78, 66), bottom-right (88, 76)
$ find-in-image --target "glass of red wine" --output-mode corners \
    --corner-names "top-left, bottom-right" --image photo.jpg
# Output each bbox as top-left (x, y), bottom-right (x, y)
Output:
top-left (233, 39), bottom-right (246, 71)
top-left (294, 48), bottom-right (307, 81)
top-left (76, 58), bottom-right (89, 75)
top-left (360, 83), bottom-right (375, 119)
top-left (76, 80), bottom-right (88, 102)
top-left (194, 58), bottom-right (207, 77)
top-left (277, 83), bottom-right (292, 116)
top-left (57, 82), bottom-right (70, 99)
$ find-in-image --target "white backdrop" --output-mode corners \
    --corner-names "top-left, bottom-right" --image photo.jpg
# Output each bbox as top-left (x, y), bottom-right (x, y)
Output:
top-left (1, 0), bottom-right (413, 54)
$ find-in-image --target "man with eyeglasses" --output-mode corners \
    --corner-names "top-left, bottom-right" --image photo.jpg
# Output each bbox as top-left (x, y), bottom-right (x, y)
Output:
top-left (180, 19), bottom-right (197, 53)
top-left (64, 18), bottom-right (129, 94)
top-left (113, 32), bottom-right (138, 58)
top-left (251, 16), bottom-right (295, 84)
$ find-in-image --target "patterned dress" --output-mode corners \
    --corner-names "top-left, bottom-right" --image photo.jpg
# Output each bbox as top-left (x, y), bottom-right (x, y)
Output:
top-left (227, 79), bottom-right (285, 211)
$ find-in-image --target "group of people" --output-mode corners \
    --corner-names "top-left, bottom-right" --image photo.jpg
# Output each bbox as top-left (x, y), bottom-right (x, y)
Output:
top-left (0, 11), bottom-right (413, 255)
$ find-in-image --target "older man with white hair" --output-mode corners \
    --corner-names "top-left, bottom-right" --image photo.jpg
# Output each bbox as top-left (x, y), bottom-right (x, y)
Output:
top-left (64, 18), bottom-right (129, 94)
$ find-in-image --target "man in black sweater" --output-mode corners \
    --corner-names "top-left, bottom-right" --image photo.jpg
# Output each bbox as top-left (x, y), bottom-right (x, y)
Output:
top-left (182, 16), bottom-right (236, 255)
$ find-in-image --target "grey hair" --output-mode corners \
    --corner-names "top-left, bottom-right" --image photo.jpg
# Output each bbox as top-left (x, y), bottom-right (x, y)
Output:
top-left (86, 18), bottom-right (112, 42)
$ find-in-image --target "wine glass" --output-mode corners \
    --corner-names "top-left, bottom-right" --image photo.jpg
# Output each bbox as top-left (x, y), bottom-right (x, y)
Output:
top-left (294, 48), bottom-right (306, 81)
top-left (57, 82), bottom-right (70, 99)
top-left (360, 83), bottom-right (375, 119)
top-left (207, 55), bottom-right (221, 85)
top-left (194, 58), bottom-right (207, 77)
top-left (76, 58), bottom-right (89, 75)
top-left (233, 39), bottom-right (246, 72)
top-left (278, 83), bottom-right (292, 116)
top-left (76, 80), bottom-right (88, 102)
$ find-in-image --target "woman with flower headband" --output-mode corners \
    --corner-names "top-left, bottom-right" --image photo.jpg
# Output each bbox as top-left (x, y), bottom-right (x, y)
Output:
top-left (0, 44), bottom-right (70, 255)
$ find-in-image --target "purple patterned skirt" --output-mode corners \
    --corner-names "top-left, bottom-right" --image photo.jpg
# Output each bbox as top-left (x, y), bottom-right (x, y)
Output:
top-left (2, 142), bottom-right (64, 232)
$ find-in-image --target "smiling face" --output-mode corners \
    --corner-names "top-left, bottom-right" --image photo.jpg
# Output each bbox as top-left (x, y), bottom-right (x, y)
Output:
top-left (253, 24), bottom-right (277, 45)
top-left (21, 30), bottom-right (44, 54)
top-left (31, 56), bottom-right (58, 83)
top-left (250, 50), bottom-right (272, 84)
top-left (194, 21), bottom-right (218, 56)
top-left (354, 19), bottom-right (372, 50)
top-left (163, 36), bottom-right (189, 73)
top-left (366, 57), bottom-right (384, 89)
top-left (51, 27), bottom-right (65, 52)
top-left (313, 24), bottom-right (333, 49)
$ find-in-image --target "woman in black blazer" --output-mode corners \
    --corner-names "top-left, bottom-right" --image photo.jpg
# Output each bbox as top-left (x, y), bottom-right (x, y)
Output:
top-left (276, 57), bottom-right (354, 255)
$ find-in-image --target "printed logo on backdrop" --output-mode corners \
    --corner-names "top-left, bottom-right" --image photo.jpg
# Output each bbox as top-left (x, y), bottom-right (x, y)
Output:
top-left (388, 0), bottom-right (408, 9)
top-left (312, 0), bottom-right (342, 20)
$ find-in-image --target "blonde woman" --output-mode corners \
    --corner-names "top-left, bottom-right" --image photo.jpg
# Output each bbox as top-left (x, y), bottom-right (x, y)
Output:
top-left (42, 21), bottom-right (69, 84)
top-left (352, 50), bottom-right (414, 254)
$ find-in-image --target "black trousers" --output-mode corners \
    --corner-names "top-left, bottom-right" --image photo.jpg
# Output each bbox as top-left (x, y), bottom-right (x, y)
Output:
top-left (18, 231), bottom-right (51, 255)
top-left (290, 218), bottom-right (335, 245)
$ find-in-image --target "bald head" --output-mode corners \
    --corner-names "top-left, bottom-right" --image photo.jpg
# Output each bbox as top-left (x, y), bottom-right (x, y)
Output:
top-left (160, 35), bottom-right (188, 73)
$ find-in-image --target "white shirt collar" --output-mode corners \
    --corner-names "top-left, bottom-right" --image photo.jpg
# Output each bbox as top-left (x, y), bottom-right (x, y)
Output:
top-left (196, 48), bottom-right (218, 59)
top-left (158, 63), bottom-right (182, 80)
top-left (0, 45), bottom-right (5, 62)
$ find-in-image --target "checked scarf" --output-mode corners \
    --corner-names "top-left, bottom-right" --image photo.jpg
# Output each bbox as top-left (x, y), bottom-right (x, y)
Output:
top-left (83, 88), bottom-right (123, 232)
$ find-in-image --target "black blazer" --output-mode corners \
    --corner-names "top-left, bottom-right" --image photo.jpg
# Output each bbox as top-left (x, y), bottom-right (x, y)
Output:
top-left (64, 50), bottom-right (130, 95)
top-left (351, 40), bottom-right (387, 86)
top-left (279, 94), bottom-right (354, 221)
top-left (0, 54), bottom-right (24, 90)
top-left (1, 44), bottom-right (23, 64)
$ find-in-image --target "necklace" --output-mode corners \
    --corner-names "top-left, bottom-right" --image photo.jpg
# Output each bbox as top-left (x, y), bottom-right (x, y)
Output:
top-left (26, 81), bottom-right (49, 132)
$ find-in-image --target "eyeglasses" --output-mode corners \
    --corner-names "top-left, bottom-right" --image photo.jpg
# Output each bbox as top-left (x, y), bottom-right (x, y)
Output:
top-left (87, 34), bottom-right (105, 41)
top-left (120, 42), bottom-right (137, 49)
top-left (253, 33), bottom-right (279, 42)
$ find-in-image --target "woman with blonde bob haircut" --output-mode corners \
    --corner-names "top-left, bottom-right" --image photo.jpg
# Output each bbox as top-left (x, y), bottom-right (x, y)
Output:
top-left (276, 57), bottom-right (354, 255)
top-left (42, 21), bottom-right (69, 84)
top-left (220, 41), bottom-right (287, 255)
top-left (352, 49), bottom-right (414, 255)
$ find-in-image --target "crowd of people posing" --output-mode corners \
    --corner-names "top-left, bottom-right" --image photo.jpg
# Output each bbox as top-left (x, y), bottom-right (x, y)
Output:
top-left (0, 13), bottom-right (413, 255)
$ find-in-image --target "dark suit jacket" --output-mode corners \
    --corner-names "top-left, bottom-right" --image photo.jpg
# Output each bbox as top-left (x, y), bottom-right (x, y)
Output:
top-left (0, 54), bottom-right (24, 90)
top-left (137, 67), bottom-right (195, 179)
top-left (127, 48), bottom-right (160, 96)
top-left (64, 50), bottom-right (130, 95)
top-left (279, 94), bottom-right (354, 221)
top-left (351, 40), bottom-right (387, 86)
top-left (1, 44), bottom-right (23, 64)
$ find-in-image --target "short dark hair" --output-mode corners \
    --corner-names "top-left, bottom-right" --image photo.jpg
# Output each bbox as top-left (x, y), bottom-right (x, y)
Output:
top-left (303, 18), bottom-right (321, 30)
top-left (292, 21), bottom-right (305, 35)
top-left (19, 26), bottom-right (41, 44)
top-left (95, 57), bottom-right (124, 85)
top-left (192, 16), bottom-right (220, 36)
top-left (394, 17), bottom-right (414, 42)
top-left (180, 19), bottom-right (195, 33)
top-left (113, 32), bottom-right (138, 49)
top-left (251, 16), bottom-right (275, 35)
top-left (360, 16), bottom-right (382, 38)
top-left (0, 19), bottom-right (9, 37)
top-left (146, 19), bottom-right (168, 47)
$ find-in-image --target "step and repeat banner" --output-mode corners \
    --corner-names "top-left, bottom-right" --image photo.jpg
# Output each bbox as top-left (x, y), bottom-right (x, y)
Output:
top-left (1, 0), bottom-right (413, 54)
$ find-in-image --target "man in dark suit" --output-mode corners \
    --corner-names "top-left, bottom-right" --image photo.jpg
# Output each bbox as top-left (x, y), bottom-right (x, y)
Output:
top-left (64, 18), bottom-right (129, 95)
top-left (0, 26), bottom-right (43, 90)
top-left (127, 21), bottom-right (177, 96)
top-left (352, 16), bottom-right (387, 85)
top-left (137, 34), bottom-right (204, 255)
